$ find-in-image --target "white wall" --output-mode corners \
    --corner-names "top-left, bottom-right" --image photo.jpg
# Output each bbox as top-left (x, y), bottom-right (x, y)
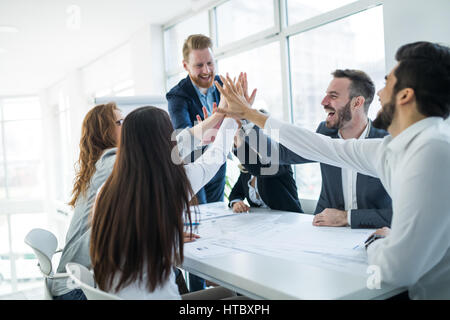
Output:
top-left (383, 0), bottom-right (450, 72)
top-left (130, 24), bottom-right (165, 96)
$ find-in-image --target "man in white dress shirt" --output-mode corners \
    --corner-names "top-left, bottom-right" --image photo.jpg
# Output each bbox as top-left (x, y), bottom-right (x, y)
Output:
top-left (216, 41), bottom-right (450, 299)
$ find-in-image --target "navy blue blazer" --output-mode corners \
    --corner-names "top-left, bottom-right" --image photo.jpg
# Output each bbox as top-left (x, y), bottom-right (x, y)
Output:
top-left (166, 75), bottom-right (226, 204)
top-left (228, 167), bottom-right (303, 213)
top-left (246, 122), bottom-right (392, 228)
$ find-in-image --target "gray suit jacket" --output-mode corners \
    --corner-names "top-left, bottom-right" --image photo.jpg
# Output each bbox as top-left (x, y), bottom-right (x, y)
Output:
top-left (50, 148), bottom-right (117, 296)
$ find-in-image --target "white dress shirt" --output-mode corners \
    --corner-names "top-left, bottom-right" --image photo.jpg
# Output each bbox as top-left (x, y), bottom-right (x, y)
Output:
top-left (247, 176), bottom-right (268, 208)
top-left (338, 122), bottom-right (370, 226)
top-left (264, 116), bottom-right (450, 299)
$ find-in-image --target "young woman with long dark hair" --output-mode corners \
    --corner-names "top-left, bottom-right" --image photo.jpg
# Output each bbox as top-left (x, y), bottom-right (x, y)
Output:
top-left (53, 102), bottom-right (225, 299)
top-left (90, 106), bottom-right (239, 299)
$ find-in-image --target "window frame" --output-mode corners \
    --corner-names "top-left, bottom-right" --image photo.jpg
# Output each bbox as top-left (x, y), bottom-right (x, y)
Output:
top-left (162, 0), bottom-right (386, 200)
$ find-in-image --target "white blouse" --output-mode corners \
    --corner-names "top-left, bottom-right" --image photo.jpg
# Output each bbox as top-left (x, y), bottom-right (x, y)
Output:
top-left (110, 118), bottom-right (238, 299)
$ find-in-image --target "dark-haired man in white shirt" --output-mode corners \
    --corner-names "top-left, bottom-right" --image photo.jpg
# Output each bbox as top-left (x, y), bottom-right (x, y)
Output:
top-left (216, 41), bottom-right (450, 299)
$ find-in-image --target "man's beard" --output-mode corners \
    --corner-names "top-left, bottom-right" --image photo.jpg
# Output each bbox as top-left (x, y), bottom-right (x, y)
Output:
top-left (373, 96), bottom-right (396, 131)
top-left (190, 72), bottom-right (215, 89)
top-left (325, 100), bottom-right (352, 130)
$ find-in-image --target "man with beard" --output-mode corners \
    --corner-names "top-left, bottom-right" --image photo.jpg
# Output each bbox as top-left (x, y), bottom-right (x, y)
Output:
top-left (237, 70), bottom-right (392, 228)
top-left (216, 41), bottom-right (450, 299)
top-left (167, 34), bottom-right (225, 206)
top-left (166, 34), bottom-right (225, 292)
top-left (278, 70), bottom-right (392, 228)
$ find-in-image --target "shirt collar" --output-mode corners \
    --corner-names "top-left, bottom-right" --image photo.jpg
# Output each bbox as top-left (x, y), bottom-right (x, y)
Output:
top-left (337, 120), bottom-right (370, 140)
top-left (386, 117), bottom-right (444, 153)
top-left (191, 79), bottom-right (216, 97)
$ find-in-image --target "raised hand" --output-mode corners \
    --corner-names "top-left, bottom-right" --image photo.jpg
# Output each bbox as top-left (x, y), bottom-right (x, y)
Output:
top-left (190, 102), bottom-right (225, 145)
top-left (215, 74), bottom-right (252, 118)
top-left (238, 72), bottom-right (257, 106)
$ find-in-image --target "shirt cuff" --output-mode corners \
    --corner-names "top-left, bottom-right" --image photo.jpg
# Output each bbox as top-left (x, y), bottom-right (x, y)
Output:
top-left (263, 116), bottom-right (279, 131)
top-left (176, 127), bottom-right (201, 160)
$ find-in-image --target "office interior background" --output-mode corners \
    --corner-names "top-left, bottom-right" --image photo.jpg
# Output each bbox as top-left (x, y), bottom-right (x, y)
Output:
top-left (0, 0), bottom-right (449, 298)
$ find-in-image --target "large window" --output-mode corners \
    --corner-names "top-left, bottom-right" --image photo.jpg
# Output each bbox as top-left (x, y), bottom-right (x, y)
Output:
top-left (218, 41), bottom-right (283, 188)
top-left (164, 12), bottom-right (210, 76)
top-left (215, 0), bottom-right (275, 47)
top-left (0, 215), bottom-right (10, 295)
top-left (218, 41), bottom-right (284, 120)
top-left (163, 0), bottom-right (386, 204)
top-left (0, 96), bottom-right (46, 295)
top-left (286, 0), bottom-right (357, 25)
top-left (0, 97), bottom-right (44, 199)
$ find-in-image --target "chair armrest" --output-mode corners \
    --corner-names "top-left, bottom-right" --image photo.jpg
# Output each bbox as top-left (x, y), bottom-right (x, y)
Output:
top-left (48, 272), bottom-right (70, 279)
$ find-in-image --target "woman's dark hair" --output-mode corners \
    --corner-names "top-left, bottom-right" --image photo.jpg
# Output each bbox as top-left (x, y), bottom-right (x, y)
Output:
top-left (393, 41), bottom-right (450, 119)
top-left (90, 106), bottom-right (194, 293)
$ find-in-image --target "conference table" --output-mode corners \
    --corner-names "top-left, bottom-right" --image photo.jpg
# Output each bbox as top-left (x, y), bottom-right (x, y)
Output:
top-left (182, 202), bottom-right (404, 300)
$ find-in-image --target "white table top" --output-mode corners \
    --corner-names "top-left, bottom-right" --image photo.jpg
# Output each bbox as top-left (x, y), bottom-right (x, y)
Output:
top-left (182, 202), bottom-right (404, 300)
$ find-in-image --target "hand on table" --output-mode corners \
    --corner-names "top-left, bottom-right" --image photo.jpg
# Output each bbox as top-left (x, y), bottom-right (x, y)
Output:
top-left (313, 208), bottom-right (348, 227)
top-left (232, 201), bottom-right (250, 213)
top-left (183, 232), bottom-right (201, 243)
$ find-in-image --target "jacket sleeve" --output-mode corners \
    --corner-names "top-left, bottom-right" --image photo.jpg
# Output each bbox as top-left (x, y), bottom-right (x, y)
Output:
top-left (264, 117), bottom-right (380, 178)
top-left (167, 95), bottom-right (193, 129)
top-left (184, 118), bottom-right (237, 197)
top-left (243, 126), bottom-right (315, 166)
top-left (228, 173), bottom-right (247, 206)
top-left (350, 208), bottom-right (393, 229)
top-left (234, 137), bottom-right (290, 177)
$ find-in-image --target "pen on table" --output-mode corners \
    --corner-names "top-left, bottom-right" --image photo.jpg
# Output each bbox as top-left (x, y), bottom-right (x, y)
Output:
top-left (184, 222), bottom-right (200, 226)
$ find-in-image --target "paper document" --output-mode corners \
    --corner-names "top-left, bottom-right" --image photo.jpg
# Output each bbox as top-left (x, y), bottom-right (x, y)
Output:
top-left (193, 201), bottom-right (236, 221)
top-left (184, 208), bottom-right (374, 276)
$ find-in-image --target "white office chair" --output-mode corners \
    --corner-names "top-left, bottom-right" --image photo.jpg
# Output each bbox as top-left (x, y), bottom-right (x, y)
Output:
top-left (65, 262), bottom-right (122, 300)
top-left (24, 228), bottom-right (69, 300)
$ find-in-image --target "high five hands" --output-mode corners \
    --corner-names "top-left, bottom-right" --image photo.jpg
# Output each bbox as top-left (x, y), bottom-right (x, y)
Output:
top-left (191, 72), bottom-right (258, 144)
top-left (215, 72), bottom-right (268, 128)
top-left (215, 73), bottom-right (253, 119)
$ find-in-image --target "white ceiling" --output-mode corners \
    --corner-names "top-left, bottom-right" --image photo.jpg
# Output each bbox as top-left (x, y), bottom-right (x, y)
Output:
top-left (0, 0), bottom-right (195, 96)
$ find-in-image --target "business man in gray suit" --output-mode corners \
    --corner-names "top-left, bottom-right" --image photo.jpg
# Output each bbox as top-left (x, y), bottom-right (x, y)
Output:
top-left (243, 69), bottom-right (392, 228)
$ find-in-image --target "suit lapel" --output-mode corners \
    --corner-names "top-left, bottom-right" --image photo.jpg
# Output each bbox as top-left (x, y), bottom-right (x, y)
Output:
top-left (184, 76), bottom-right (205, 117)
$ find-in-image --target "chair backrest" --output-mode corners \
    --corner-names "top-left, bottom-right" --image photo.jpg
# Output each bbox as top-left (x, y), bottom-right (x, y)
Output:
top-left (65, 263), bottom-right (122, 300)
top-left (24, 228), bottom-right (58, 276)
